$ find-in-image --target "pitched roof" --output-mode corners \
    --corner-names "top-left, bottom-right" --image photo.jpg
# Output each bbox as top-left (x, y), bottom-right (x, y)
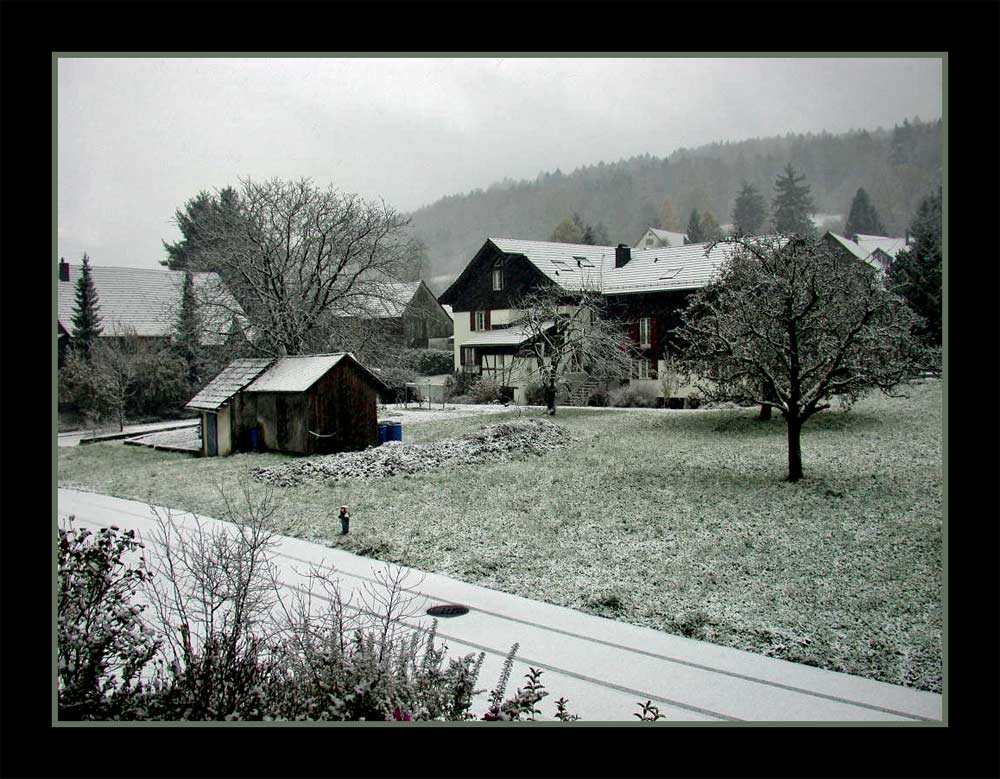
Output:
top-left (335, 280), bottom-right (423, 318)
top-left (57, 264), bottom-right (245, 344)
top-left (488, 237), bottom-right (740, 295)
top-left (185, 358), bottom-right (273, 411)
top-left (243, 352), bottom-right (390, 393)
top-left (635, 227), bottom-right (687, 248)
top-left (826, 232), bottom-right (909, 272)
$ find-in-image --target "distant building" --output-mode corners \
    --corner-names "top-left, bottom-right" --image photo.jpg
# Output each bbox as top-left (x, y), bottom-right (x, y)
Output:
top-left (823, 232), bottom-right (911, 274)
top-left (56, 259), bottom-right (245, 365)
top-left (334, 279), bottom-right (453, 348)
top-left (633, 227), bottom-right (688, 249)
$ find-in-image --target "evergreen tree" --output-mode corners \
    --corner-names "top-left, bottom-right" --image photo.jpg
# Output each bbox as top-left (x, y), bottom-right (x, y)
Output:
top-left (659, 197), bottom-right (682, 231)
top-left (162, 186), bottom-right (241, 271)
top-left (771, 164), bottom-right (816, 235)
top-left (889, 188), bottom-right (942, 345)
top-left (699, 210), bottom-right (724, 242)
top-left (844, 188), bottom-right (886, 237)
top-left (685, 209), bottom-right (705, 243)
top-left (173, 270), bottom-right (204, 387)
top-left (731, 181), bottom-right (768, 235)
top-left (71, 252), bottom-right (103, 358)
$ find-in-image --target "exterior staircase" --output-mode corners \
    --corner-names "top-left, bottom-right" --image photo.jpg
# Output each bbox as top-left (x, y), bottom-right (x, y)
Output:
top-left (564, 380), bottom-right (600, 407)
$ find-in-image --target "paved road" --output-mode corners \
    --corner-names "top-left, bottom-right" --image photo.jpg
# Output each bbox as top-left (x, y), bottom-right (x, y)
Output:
top-left (57, 488), bottom-right (943, 723)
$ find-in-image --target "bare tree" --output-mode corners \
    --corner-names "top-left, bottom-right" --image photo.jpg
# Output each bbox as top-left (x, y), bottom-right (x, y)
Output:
top-left (675, 234), bottom-right (937, 482)
top-left (513, 284), bottom-right (636, 415)
top-left (191, 177), bottom-right (418, 356)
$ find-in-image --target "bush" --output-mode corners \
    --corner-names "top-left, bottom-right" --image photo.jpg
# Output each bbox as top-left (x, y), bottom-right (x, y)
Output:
top-left (522, 381), bottom-right (547, 406)
top-left (469, 377), bottom-right (503, 404)
top-left (409, 348), bottom-right (453, 377)
top-left (608, 383), bottom-right (659, 408)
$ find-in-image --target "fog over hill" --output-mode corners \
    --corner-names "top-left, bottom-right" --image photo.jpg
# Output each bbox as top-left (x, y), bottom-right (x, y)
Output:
top-left (409, 118), bottom-right (942, 293)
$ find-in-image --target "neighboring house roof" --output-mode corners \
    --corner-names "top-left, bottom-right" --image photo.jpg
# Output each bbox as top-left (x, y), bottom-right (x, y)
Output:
top-left (441, 304), bottom-right (454, 320)
top-left (488, 237), bottom-right (740, 296)
top-left (185, 358), bottom-right (273, 411)
top-left (826, 232), bottom-right (909, 272)
top-left (243, 352), bottom-right (389, 393)
top-left (634, 227), bottom-right (688, 248)
top-left (57, 264), bottom-right (245, 344)
top-left (336, 281), bottom-right (423, 319)
top-left (462, 320), bottom-right (553, 348)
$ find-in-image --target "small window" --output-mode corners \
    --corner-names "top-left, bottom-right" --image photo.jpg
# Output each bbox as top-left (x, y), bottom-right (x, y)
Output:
top-left (572, 255), bottom-right (595, 268)
top-left (659, 267), bottom-right (682, 280)
top-left (638, 317), bottom-right (651, 349)
top-left (493, 266), bottom-right (504, 291)
top-left (461, 346), bottom-right (476, 366)
top-left (475, 311), bottom-right (485, 331)
top-left (551, 259), bottom-right (569, 269)
top-left (634, 359), bottom-right (650, 380)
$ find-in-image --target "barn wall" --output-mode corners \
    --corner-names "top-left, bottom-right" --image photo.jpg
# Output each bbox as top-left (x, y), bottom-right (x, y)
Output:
top-left (309, 362), bottom-right (378, 454)
top-left (218, 404), bottom-right (233, 456)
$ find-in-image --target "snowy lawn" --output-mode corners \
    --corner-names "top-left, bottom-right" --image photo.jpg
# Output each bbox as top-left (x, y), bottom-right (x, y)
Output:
top-left (58, 380), bottom-right (942, 692)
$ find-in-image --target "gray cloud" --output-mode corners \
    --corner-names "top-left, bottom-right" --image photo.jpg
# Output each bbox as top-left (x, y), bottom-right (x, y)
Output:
top-left (57, 56), bottom-right (942, 268)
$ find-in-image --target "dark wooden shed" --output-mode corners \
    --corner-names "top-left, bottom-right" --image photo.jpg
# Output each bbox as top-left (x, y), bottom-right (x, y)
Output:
top-left (233, 353), bottom-right (389, 456)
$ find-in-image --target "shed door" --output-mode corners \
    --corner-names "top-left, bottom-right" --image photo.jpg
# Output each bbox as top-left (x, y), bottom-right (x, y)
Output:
top-left (205, 414), bottom-right (218, 456)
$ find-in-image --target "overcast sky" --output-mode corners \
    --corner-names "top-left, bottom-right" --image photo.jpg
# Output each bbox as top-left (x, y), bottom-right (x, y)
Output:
top-left (57, 56), bottom-right (942, 269)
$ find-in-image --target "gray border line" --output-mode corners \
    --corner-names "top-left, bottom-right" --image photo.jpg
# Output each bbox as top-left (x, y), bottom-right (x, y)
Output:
top-left (65, 495), bottom-right (936, 722)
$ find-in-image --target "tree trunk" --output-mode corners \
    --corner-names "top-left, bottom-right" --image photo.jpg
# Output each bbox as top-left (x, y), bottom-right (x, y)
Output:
top-left (786, 414), bottom-right (803, 482)
top-left (545, 380), bottom-right (557, 416)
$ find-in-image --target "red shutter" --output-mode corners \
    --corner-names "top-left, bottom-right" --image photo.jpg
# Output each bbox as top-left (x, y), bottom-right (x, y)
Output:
top-left (470, 311), bottom-right (476, 331)
top-left (485, 309), bottom-right (491, 330)
top-left (649, 317), bottom-right (657, 356)
top-left (629, 319), bottom-right (639, 344)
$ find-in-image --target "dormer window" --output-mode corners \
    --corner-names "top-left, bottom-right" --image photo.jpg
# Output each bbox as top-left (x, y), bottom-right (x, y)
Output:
top-left (492, 264), bottom-right (504, 291)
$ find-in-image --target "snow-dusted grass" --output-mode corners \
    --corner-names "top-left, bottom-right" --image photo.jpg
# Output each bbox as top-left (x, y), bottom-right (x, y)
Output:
top-left (58, 380), bottom-right (943, 692)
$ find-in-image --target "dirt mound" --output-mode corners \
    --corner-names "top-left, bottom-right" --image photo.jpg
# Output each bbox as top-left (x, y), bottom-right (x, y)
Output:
top-left (250, 418), bottom-right (573, 486)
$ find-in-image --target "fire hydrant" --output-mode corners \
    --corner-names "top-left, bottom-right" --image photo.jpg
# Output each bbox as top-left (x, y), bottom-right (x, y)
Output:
top-left (339, 506), bottom-right (350, 535)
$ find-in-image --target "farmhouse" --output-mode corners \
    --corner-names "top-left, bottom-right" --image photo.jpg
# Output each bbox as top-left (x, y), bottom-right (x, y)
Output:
top-left (185, 353), bottom-right (389, 457)
top-left (56, 259), bottom-right (245, 365)
top-left (823, 231), bottom-right (911, 274)
top-left (438, 238), bottom-right (738, 405)
top-left (633, 226), bottom-right (687, 249)
top-left (335, 279), bottom-right (453, 348)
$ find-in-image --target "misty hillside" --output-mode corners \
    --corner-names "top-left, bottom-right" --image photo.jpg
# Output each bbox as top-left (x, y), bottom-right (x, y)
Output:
top-left (408, 118), bottom-right (942, 291)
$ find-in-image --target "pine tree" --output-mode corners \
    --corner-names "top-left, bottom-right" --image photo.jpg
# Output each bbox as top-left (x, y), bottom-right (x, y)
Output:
top-left (173, 270), bottom-right (204, 387)
top-left (685, 209), bottom-right (705, 244)
top-left (889, 187), bottom-right (941, 345)
top-left (659, 197), bottom-right (681, 231)
top-left (731, 182), bottom-right (768, 235)
top-left (771, 164), bottom-right (816, 235)
top-left (843, 188), bottom-right (886, 237)
top-left (162, 186), bottom-right (242, 271)
top-left (71, 253), bottom-right (103, 358)
top-left (699, 210), bottom-right (724, 242)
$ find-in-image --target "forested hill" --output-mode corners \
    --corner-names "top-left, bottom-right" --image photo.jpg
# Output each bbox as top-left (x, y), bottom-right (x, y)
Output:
top-left (408, 118), bottom-right (942, 291)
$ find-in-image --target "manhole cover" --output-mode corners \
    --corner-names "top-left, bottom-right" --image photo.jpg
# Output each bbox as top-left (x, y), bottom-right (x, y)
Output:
top-left (426, 604), bottom-right (470, 618)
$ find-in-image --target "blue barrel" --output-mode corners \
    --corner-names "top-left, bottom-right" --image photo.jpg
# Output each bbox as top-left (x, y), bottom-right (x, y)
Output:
top-left (386, 421), bottom-right (402, 442)
top-left (377, 422), bottom-right (388, 445)
top-left (250, 428), bottom-right (259, 451)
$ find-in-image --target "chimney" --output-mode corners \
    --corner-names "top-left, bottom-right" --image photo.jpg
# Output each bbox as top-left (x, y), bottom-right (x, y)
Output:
top-left (58, 258), bottom-right (70, 282)
top-left (615, 244), bottom-right (631, 268)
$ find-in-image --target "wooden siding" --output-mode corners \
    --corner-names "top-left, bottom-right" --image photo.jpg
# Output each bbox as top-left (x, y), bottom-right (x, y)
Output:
top-left (439, 243), bottom-right (551, 313)
top-left (605, 288), bottom-right (695, 364)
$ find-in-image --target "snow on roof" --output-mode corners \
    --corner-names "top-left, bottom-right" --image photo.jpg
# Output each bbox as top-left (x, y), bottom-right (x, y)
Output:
top-left (854, 234), bottom-right (909, 258)
top-left (334, 280), bottom-right (422, 319)
top-left (462, 320), bottom-right (553, 348)
top-left (57, 264), bottom-right (245, 344)
top-left (185, 358), bottom-right (274, 411)
top-left (489, 237), bottom-right (737, 295)
top-left (634, 227), bottom-right (688, 248)
top-left (243, 354), bottom-right (348, 393)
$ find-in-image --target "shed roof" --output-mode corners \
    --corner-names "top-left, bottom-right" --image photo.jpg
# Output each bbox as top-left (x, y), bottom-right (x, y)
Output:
top-left (57, 263), bottom-right (246, 344)
top-left (243, 353), bottom-right (389, 393)
top-left (185, 358), bottom-right (274, 411)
